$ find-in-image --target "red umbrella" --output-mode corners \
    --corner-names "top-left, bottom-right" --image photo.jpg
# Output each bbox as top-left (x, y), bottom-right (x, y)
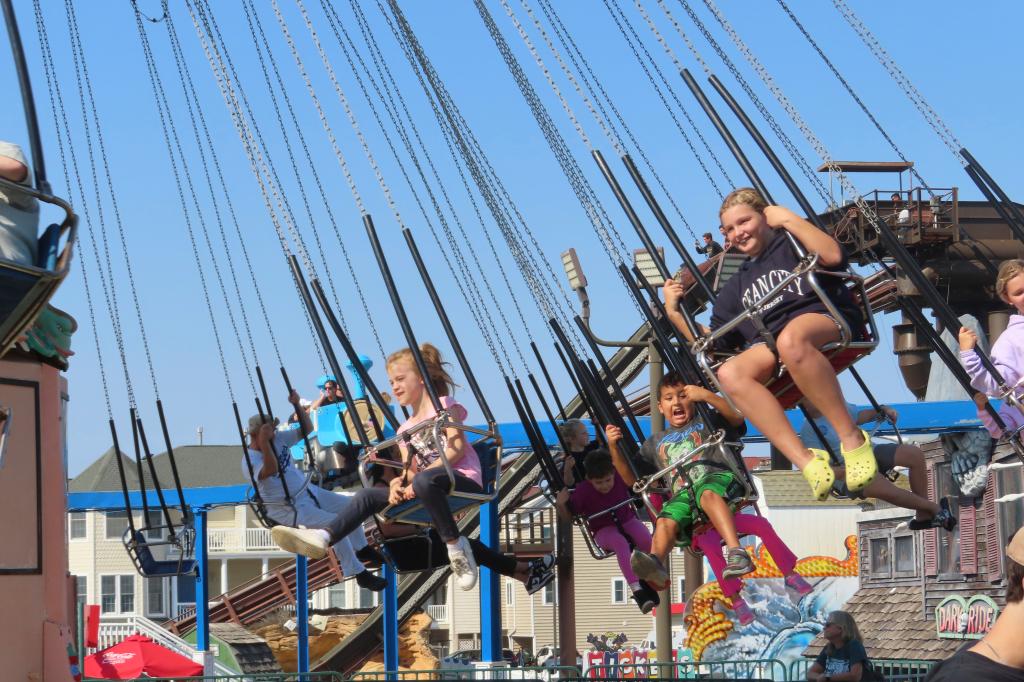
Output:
top-left (83, 634), bottom-right (204, 679)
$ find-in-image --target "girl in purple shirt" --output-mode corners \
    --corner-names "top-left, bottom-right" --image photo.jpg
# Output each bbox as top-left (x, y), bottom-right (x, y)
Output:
top-left (556, 443), bottom-right (657, 613)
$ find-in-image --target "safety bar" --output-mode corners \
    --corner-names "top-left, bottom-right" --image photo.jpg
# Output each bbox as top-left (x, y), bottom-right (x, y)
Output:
top-left (244, 465), bottom-right (317, 528)
top-left (0, 175), bottom-right (77, 274)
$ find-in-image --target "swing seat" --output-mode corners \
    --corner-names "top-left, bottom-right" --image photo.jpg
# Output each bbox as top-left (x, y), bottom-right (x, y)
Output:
top-left (362, 417), bottom-right (502, 531)
top-left (694, 248), bottom-right (879, 412)
top-left (124, 528), bottom-right (197, 578)
top-left (573, 495), bottom-right (645, 561)
top-left (0, 179), bottom-right (77, 359)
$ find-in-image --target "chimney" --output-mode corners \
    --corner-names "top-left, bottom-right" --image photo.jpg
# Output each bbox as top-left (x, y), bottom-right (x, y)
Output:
top-left (197, 426), bottom-right (204, 446)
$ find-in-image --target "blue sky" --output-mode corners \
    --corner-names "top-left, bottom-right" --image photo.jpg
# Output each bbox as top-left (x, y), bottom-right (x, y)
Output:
top-left (2, 1), bottom-right (1021, 476)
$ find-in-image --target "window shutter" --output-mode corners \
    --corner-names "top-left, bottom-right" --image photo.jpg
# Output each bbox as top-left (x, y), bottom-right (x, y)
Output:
top-left (959, 500), bottom-right (977, 575)
top-left (924, 463), bottom-right (938, 577)
top-left (984, 474), bottom-right (1002, 582)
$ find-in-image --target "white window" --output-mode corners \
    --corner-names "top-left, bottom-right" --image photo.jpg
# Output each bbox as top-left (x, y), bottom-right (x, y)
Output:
top-left (105, 511), bottom-right (130, 540)
top-left (100, 574), bottom-right (135, 614)
top-left (505, 578), bottom-right (515, 606)
top-left (677, 577), bottom-right (686, 603)
top-left (69, 512), bottom-right (87, 540)
top-left (75, 576), bottom-right (88, 607)
top-left (146, 577), bottom-right (167, 617)
top-left (144, 510), bottom-right (165, 540)
top-left (935, 464), bottom-right (961, 576)
top-left (611, 578), bottom-right (627, 605)
top-left (327, 583), bottom-right (346, 609)
top-left (541, 582), bottom-right (556, 606)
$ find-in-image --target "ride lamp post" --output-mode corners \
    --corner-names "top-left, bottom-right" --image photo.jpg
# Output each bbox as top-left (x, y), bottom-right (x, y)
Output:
top-left (633, 247), bottom-right (666, 288)
top-left (561, 247), bottom-right (590, 322)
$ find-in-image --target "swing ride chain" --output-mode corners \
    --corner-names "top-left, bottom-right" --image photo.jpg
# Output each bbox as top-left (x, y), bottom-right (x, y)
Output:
top-left (531, 0), bottom-right (700, 241)
top-left (382, 0), bottom-right (592, 356)
top-left (611, 0), bottom-right (733, 197)
top-left (67, 0), bottom-right (160, 406)
top-left (677, 0), bottom-right (832, 206)
top-left (239, 0), bottom-right (353, 338)
top-left (774, 0), bottom-right (935, 196)
top-left (240, 0), bottom-right (387, 360)
top-left (344, 0), bottom-right (540, 372)
top-left (33, 0), bottom-right (115, 419)
top-left (831, 0), bottom-right (963, 162)
top-left (321, 1), bottom-right (521, 376)
top-left (162, 3), bottom-right (285, 368)
top-left (132, 2), bottom-right (237, 396)
top-left (186, 0), bottom-right (332, 372)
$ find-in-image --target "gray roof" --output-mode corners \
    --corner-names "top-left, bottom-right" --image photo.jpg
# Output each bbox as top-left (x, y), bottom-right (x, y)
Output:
top-left (69, 444), bottom-right (249, 492)
top-left (758, 470), bottom-right (866, 508)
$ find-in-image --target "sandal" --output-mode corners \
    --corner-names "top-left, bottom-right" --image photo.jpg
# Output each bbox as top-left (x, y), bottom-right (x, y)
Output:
top-left (840, 430), bottom-right (878, 492)
top-left (802, 450), bottom-right (835, 501)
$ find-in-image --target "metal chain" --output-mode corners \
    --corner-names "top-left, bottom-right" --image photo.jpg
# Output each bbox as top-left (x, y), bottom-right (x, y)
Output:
top-left (188, 0), bottom-right (330, 372)
top-left (382, 0), bottom-right (592, 356)
top-left (163, 4), bottom-right (283, 368)
top-left (132, 2), bottom-right (236, 397)
top-left (322, 0), bottom-right (520, 376)
top-left (680, 0), bottom-right (832, 205)
top-left (624, 0), bottom-right (733, 193)
top-left (832, 0), bottom-right (963, 162)
top-left (33, 0), bottom-right (114, 418)
top-left (776, 0), bottom-right (934, 195)
top-left (67, 0), bottom-right (159, 406)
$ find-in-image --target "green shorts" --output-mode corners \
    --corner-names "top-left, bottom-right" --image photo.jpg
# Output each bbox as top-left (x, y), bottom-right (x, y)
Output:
top-left (657, 470), bottom-right (738, 548)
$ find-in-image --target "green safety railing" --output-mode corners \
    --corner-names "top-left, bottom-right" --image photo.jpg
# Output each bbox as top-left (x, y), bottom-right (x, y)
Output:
top-left (349, 666), bottom-right (579, 681)
top-left (586, 658), bottom-right (788, 680)
top-left (789, 656), bottom-right (937, 682)
top-left (83, 674), bottom-right (344, 682)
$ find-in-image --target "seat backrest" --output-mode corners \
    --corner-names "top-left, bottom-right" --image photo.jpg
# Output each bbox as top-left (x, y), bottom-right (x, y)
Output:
top-left (35, 224), bottom-right (60, 270)
top-left (474, 440), bottom-right (497, 493)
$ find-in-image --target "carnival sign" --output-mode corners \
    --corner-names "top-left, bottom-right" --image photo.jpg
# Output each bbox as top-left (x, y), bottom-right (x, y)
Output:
top-left (935, 594), bottom-right (999, 639)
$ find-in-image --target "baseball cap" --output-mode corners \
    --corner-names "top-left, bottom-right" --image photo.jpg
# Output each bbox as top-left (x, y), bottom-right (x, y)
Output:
top-left (1008, 526), bottom-right (1024, 565)
top-left (247, 413), bottom-right (279, 433)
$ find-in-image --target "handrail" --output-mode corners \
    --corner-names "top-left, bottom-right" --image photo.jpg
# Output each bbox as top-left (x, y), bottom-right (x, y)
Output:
top-left (0, 175), bottom-right (77, 275)
top-left (95, 615), bottom-right (236, 676)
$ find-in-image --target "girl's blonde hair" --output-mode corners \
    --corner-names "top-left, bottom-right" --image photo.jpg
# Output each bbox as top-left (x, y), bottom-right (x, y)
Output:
top-left (386, 343), bottom-right (456, 397)
top-left (825, 610), bottom-right (862, 648)
top-left (719, 187), bottom-right (768, 217)
top-left (996, 259), bottom-right (1024, 303)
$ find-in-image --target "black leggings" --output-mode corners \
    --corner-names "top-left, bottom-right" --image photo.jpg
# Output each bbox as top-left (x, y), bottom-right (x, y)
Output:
top-left (325, 467), bottom-right (482, 543)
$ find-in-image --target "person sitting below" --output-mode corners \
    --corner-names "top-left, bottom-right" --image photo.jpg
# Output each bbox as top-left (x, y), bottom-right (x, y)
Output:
top-left (270, 344), bottom-right (490, 590)
top-left (558, 418), bottom-right (597, 480)
top-left (244, 390), bottom-right (386, 591)
top-left (695, 231), bottom-right (724, 259)
top-left (309, 376), bottom-right (345, 411)
top-left (0, 140), bottom-right (39, 265)
top-left (806, 610), bottom-right (872, 682)
top-left (890, 192), bottom-right (911, 225)
top-left (800, 400), bottom-right (956, 531)
top-left (960, 259), bottom-right (1024, 439)
top-left (620, 371), bottom-right (755, 587)
top-left (555, 438), bottom-right (658, 613)
top-left (664, 187), bottom-right (878, 501)
top-left (925, 526), bottom-right (1024, 680)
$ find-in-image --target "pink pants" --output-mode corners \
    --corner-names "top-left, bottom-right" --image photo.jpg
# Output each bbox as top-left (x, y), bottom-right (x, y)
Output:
top-left (593, 517), bottom-right (653, 585)
top-left (692, 513), bottom-right (797, 597)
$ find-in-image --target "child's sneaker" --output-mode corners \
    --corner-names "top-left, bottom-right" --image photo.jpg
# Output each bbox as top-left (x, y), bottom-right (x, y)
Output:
top-left (631, 585), bottom-right (660, 614)
top-left (524, 554), bottom-right (556, 595)
top-left (355, 569), bottom-right (387, 592)
top-left (722, 547), bottom-right (755, 579)
top-left (802, 450), bottom-right (836, 501)
top-left (446, 536), bottom-right (478, 591)
top-left (908, 497), bottom-right (958, 532)
top-left (630, 550), bottom-right (669, 588)
top-left (840, 430), bottom-right (878, 492)
top-left (784, 572), bottom-right (813, 596)
top-left (731, 597), bottom-right (754, 626)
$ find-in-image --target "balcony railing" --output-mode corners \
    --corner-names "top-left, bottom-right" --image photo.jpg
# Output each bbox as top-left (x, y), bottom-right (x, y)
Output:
top-left (198, 527), bottom-right (281, 554)
top-left (425, 604), bottom-right (449, 625)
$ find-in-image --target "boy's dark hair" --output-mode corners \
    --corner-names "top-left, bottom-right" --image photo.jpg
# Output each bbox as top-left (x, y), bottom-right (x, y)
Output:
top-left (584, 449), bottom-right (615, 479)
top-left (702, 231), bottom-right (713, 239)
top-left (1008, 556), bottom-right (1024, 604)
top-left (657, 370), bottom-right (687, 398)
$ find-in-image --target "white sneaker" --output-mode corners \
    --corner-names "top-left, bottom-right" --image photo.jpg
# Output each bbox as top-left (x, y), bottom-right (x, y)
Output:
top-left (271, 526), bottom-right (329, 559)
top-left (446, 536), bottom-right (478, 591)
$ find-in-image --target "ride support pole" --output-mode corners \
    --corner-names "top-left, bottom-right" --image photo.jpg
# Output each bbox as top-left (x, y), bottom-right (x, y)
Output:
top-left (194, 508), bottom-right (210, 666)
top-left (296, 555), bottom-right (309, 675)
top-left (556, 513), bottom-right (576, 668)
top-left (480, 498), bottom-right (502, 663)
top-left (383, 564), bottom-right (399, 680)
top-left (650, 341), bottom-right (673, 666)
